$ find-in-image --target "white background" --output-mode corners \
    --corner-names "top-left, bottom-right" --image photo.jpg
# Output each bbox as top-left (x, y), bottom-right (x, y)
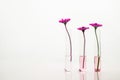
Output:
top-left (0, 0), bottom-right (120, 80)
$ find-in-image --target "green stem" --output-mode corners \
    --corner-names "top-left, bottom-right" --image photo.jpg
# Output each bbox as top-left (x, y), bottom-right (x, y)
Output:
top-left (64, 24), bottom-right (72, 62)
top-left (94, 28), bottom-right (100, 71)
top-left (82, 32), bottom-right (86, 68)
top-left (95, 29), bottom-right (100, 57)
top-left (97, 56), bottom-right (100, 71)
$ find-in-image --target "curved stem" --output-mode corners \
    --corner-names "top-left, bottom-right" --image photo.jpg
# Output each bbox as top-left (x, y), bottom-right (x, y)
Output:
top-left (64, 25), bottom-right (72, 62)
top-left (83, 32), bottom-right (86, 57)
top-left (82, 32), bottom-right (86, 68)
top-left (94, 28), bottom-right (100, 71)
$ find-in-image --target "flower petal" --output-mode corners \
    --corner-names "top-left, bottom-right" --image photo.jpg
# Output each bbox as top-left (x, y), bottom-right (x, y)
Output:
top-left (77, 26), bottom-right (89, 31)
top-left (59, 18), bottom-right (71, 24)
top-left (89, 23), bottom-right (102, 27)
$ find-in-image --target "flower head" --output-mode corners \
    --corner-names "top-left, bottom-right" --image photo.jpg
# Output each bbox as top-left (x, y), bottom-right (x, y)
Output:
top-left (77, 26), bottom-right (89, 32)
top-left (59, 18), bottom-right (71, 25)
top-left (89, 23), bottom-right (102, 28)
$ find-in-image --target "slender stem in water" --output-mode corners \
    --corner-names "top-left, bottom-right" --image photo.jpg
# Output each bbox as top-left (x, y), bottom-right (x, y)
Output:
top-left (82, 32), bottom-right (86, 68)
top-left (97, 56), bottom-right (100, 71)
top-left (64, 24), bottom-right (72, 62)
top-left (94, 28), bottom-right (100, 71)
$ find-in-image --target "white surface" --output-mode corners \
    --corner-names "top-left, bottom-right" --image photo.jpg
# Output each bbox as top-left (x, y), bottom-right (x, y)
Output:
top-left (0, 0), bottom-right (120, 80)
top-left (0, 61), bottom-right (120, 80)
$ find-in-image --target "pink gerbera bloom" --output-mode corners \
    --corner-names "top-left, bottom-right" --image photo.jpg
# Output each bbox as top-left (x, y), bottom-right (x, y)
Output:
top-left (77, 27), bottom-right (89, 32)
top-left (90, 22), bottom-right (103, 72)
top-left (89, 23), bottom-right (102, 28)
top-left (59, 18), bottom-right (71, 25)
top-left (58, 18), bottom-right (72, 63)
top-left (77, 26), bottom-right (89, 71)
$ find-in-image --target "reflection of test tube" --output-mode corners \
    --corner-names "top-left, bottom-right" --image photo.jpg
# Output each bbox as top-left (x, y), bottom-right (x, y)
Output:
top-left (94, 72), bottom-right (101, 80)
top-left (80, 72), bottom-right (86, 80)
top-left (65, 72), bottom-right (72, 80)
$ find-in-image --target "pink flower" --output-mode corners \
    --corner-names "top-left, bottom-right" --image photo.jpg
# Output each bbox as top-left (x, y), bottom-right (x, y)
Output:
top-left (58, 18), bottom-right (72, 63)
top-left (77, 27), bottom-right (89, 32)
top-left (77, 26), bottom-right (89, 71)
top-left (89, 23), bottom-right (102, 28)
top-left (90, 22), bottom-right (103, 72)
top-left (59, 18), bottom-right (71, 25)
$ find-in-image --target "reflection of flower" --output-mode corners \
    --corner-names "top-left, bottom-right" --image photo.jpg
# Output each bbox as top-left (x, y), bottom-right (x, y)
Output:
top-left (59, 18), bottom-right (72, 62)
top-left (90, 23), bottom-right (102, 71)
top-left (96, 72), bottom-right (100, 80)
top-left (80, 72), bottom-right (86, 80)
top-left (77, 26), bottom-right (89, 69)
